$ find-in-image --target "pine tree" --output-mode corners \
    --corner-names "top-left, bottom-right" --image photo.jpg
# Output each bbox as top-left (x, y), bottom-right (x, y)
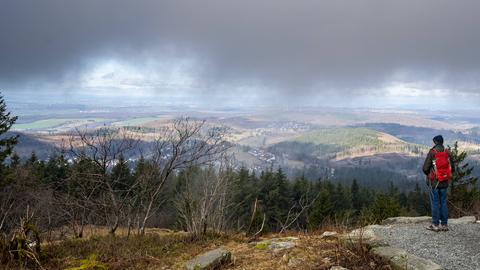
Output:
top-left (351, 179), bottom-right (362, 213)
top-left (0, 94), bottom-right (18, 170)
top-left (272, 168), bottom-right (291, 230)
top-left (257, 168), bottom-right (291, 231)
top-left (274, 168), bottom-right (290, 208)
top-left (332, 182), bottom-right (350, 213)
top-left (290, 174), bottom-right (315, 229)
top-left (448, 142), bottom-right (479, 215)
top-left (308, 189), bottom-right (334, 228)
top-left (370, 194), bottom-right (401, 222)
top-left (387, 181), bottom-right (398, 199)
top-left (27, 151), bottom-right (38, 165)
top-left (291, 174), bottom-right (309, 202)
top-left (408, 183), bottom-right (429, 216)
top-left (9, 152), bottom-right (20, 169)
top-left (111, 154), bottom-right (132, 191)
top-left (397, 192), bottom-right (408, 209)
top-left (231, 167), bottom-right (258, 229)
top-left (360, 187), bottom-right (375, 207)
top-left (44, 154), bottom-right (69, 191)
top-left (133, 155), bottom-right (147, 180)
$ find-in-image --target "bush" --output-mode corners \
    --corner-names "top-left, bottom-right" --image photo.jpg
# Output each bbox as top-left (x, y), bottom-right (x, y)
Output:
top-left (368, 194), bottom-right (401, 223)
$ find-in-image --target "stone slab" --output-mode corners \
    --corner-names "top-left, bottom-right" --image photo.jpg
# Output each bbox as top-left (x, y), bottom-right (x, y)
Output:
top-left (382, 216), bottom-right (431, 225)
top-left (371, 246), bottom-right (442, 270)
top-left (448, 216), bottom-right (476, 225)
top-left (185, 247), bottom-right (231, 270)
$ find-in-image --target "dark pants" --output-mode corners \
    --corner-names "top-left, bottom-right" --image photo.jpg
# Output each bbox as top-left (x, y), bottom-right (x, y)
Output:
top-left (429, 187), bottom-right (448, 225)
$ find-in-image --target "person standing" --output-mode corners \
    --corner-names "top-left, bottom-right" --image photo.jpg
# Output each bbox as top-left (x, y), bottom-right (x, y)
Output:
top-left (422, 135), bottom-right (455, 232)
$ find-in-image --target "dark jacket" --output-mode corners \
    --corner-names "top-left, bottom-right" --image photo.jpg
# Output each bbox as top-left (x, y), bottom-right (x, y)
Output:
top-left (422, 144), bottom-right (455, 189)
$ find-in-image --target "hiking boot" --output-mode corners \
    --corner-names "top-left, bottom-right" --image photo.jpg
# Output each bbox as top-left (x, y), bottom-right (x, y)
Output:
top-left (440, 224), bottom-right (449, 231)
top-left (426, 224), bottom-right (440, 232)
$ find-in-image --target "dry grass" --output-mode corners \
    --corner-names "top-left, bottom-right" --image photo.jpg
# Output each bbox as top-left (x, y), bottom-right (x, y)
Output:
top-left (225, 233), bottom-right (389, 270)
top-left (43, 225), bottom-right (180, 243)
top-left (42, 232), bottom-right (232, 270)
top-left (28, 226), bottom-right (391, 270)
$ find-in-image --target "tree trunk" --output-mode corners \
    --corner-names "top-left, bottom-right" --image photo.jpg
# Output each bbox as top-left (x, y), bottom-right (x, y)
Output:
top-left (140, 199), bottom-right (154, 235)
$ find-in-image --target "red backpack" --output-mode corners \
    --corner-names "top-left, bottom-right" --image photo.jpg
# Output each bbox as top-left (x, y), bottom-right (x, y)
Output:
top-left (429, 149), bottom-right (452, 182)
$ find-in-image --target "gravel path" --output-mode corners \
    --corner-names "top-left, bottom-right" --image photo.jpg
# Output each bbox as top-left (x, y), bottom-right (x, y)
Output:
top-left (372, 222), bottom-right (480, 270)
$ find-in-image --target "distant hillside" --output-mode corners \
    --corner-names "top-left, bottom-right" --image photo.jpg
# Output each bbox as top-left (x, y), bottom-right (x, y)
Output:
top-left (9, 132), bottom-right (57, 159)
top-left (363, 123), bottom-right (480, 155)
top-left (363, 123), bottom-right (480, 145)
top-left (285, 127), bottom-right (426, 159)
top-left (261, 127), bottom-right (428, 183)
top-left (294, 127), bottom-right (388, 148)
top-left (264, 126), bottom-right (480, 182)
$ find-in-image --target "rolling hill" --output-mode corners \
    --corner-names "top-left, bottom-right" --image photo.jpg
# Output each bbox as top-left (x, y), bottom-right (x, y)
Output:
top-left (278, 127), bottom-right (426, 160)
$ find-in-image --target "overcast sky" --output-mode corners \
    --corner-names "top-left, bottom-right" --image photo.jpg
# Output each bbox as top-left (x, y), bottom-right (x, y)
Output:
top-left (1, 0), bottom-right (480, 109)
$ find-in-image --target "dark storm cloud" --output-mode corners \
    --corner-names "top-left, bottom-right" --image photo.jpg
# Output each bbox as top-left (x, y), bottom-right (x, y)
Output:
top-left (1, 0), bottom-right (480, 94)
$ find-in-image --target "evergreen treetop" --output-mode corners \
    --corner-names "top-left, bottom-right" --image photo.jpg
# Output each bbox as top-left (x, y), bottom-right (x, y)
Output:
top-left (0, 93), bottom-right (18, 165)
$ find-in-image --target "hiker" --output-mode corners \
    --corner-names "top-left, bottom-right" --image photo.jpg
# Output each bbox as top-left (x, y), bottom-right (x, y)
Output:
top-left (422, 135), bottom-right (455, 232)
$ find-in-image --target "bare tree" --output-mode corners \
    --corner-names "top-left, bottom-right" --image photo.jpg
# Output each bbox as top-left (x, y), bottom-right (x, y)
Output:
top-left (63, 127), bottom-right (141, 235)
top-left (174, 157), bottom-right (233, 236)
top-left (58, 118), bottom-right (228, 236)
top-left (135, 118), bottom-right (229, 234)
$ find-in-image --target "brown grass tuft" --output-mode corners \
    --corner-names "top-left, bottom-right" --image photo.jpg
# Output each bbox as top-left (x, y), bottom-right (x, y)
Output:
top-left (15, 227), bottom-right (392, 270)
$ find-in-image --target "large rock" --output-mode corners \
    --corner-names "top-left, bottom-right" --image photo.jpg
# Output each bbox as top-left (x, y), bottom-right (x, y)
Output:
top-left (371, 247), bottom-right (442, 270)
top-left (382, 216), bottom-right (431, 225)
top-left (343, 225), bottom-right (387, 241)
top-left (341, 225), bottom-right (389, 248)
top-left (448, 216), bottom-right (477, 225)
top-left (184, 247), bottom-right (231, 270)
top-left (344, 225), bottom-right (378, 240)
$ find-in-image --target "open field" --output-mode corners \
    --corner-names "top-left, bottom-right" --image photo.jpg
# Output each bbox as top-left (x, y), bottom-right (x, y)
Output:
top-left (112, 117), bottom-right (163, 127)
top-left (13, 119), bottom-right (72, 131)
top-left (12, 118), bottom-right (111, 131)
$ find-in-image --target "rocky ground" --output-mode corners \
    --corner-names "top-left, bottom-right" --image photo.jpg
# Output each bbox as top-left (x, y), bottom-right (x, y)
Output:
top-left (185, 234), bottom-right (388, 270)
top-left (371, 217), bottom-right (480, 270)
top-left (40, 228), bottom-right (387, 270)
top-left (39, 218), bottom-right (479, 269)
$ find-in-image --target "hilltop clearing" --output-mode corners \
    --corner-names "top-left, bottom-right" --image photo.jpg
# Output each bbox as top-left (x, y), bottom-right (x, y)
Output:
top-left (37, 228), bottom-right (388, 270)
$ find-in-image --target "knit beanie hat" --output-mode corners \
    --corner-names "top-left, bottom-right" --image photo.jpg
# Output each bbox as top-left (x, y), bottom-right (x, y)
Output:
top-left (433, 135), bottom-right (444, 145)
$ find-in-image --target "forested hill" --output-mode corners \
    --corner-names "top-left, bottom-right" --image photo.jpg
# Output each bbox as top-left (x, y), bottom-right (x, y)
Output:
top-left (363, 123), bottom-right (480, 146)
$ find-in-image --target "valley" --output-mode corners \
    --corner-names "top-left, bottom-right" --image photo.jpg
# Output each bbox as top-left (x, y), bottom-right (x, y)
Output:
top-left (10, 103), bottom-right (480, 190)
